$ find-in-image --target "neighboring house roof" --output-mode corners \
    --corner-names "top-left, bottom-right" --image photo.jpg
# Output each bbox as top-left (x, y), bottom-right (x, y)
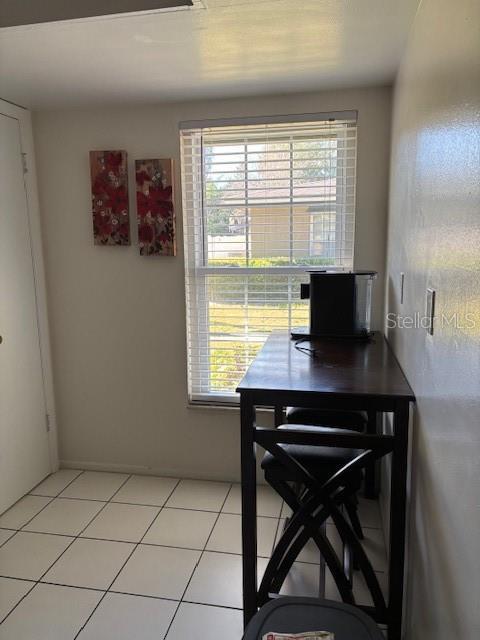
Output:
top-left (207, 179), bottom-right (337, 207)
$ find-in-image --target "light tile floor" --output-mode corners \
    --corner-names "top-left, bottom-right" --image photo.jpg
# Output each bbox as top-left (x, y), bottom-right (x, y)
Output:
top-left (0, 470), bottom-right (388, 639)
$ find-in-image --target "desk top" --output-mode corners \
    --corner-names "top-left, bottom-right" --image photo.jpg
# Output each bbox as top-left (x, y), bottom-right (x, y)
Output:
top-left (236, 332), bottom-right (415, 401)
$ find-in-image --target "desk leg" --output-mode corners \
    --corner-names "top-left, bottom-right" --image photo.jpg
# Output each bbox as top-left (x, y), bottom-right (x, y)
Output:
top-left (274, 404), bottom-right (284, 427)
top-left (241, 396), bottom-right (257, 628)
top-left (388, 402), bottom-right (409, 640)
top-left (364, 411), bottom-right (380, 499)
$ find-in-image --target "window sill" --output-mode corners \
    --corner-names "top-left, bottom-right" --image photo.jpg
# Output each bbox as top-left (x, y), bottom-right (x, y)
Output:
top-left (187, 401), bottom-right (275, 414)
top-left (187, 400), bottom-right (239, 411)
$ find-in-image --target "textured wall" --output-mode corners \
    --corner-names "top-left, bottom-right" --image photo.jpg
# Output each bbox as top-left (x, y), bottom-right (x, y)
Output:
top-left (385, 0), bottom-right (480, 637)
top-left (33, 86), bottom-right (391, 480)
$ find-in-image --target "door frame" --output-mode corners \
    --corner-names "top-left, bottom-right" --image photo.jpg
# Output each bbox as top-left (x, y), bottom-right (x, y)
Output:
top-left (0, 98), bottom-right (59, 472)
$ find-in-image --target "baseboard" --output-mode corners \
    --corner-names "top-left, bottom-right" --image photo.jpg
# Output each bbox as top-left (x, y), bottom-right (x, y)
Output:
top-left (59, 459), bottom-right (242, 484)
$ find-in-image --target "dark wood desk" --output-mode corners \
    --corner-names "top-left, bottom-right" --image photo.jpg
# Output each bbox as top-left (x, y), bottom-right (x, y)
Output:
top-left (237, 332), bottom-right (415, 640)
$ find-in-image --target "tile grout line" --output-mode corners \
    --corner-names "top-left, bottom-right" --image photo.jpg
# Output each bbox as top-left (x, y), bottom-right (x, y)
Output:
top-left (5, 499), bottom-right (300, 519)
top-left (0, 470), bottom-right (88, 547)
top-left (30, 486), bottom-right (283, 517)
top-left (0, 470), bottom-right (89, 625)
top-left (0, 469), bottom-right (91, 625)
top-left (7, 478), bottom-right (248, 628)
top-left (28, 469), bottom-right (84, 498)
top-left (0, 565), bottom-right (388, 609)
top-left (0, 576), bottom-right (38, 626)
top-left (0, 472), bottom-right (132, 629)
top-left (72, 477), bottom-right (182, 639)
top-left (1, 473), bottom-right (389, 633)
top-left (103, 589), bottom-right (244, 611)
top-left (161, 482), bottom-right (234, 640)
top-left (0, 531), bottom-right (16, 550)
top-left (0, 563), bottom-right (388, 585)
top-left (3, 500), bottom-right (385, 527)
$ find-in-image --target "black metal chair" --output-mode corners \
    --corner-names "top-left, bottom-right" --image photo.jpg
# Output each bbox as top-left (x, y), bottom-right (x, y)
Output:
top-left (283, 407), bottom-right (367, 541)
top-left (260, 425), bottom-right (364, 598)
top-left (258, 423), bottom-right (387, 617)
top-left (243, 597), bottom-right (384, 640)
top-left (285, 407), bottom-right (379, 500)
top-left (262, 424), bottom-right (364, 540)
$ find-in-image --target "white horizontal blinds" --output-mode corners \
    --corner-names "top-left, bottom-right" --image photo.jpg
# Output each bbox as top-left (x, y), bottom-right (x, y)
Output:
top-left (181, 116), bottom-right (357, 403)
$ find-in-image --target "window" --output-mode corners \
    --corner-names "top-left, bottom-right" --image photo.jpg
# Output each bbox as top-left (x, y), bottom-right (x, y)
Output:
top-left (309, 209), bottom-right (337, 259)
top-left (180, 113), bottom-right (357, 404)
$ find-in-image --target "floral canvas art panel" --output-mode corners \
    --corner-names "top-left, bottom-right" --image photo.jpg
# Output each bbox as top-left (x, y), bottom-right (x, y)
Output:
top-left (136, 158), bottom-right (176, 256)
top-left (90, 150), bottom-right (130, 245)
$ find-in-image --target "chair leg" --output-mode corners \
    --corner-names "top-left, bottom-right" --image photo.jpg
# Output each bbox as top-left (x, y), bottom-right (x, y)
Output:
top-left (342, 496), bottom-right (362, 572)
top-left (343, 540), bottom-right (354, 585)
top-left (261, 477), bottom-right (354, 605)
top-left (345, 495), bottom-right (364, 540)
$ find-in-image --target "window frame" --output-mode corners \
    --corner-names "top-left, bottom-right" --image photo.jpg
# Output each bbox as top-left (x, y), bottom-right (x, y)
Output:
top-left (181, 114), bottom-right (357, 406)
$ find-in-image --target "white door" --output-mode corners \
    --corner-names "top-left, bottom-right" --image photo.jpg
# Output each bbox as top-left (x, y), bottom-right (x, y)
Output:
top-left (0, 111), bottom-right (51, 514)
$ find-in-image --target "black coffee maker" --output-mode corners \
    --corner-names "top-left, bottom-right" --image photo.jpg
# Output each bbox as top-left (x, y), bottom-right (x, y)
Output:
top-left (292, 270), bottom-right (377, 339)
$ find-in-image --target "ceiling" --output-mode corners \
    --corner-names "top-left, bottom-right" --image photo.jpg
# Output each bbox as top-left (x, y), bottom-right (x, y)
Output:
top-left (0, 0), bottom-right (420, 110)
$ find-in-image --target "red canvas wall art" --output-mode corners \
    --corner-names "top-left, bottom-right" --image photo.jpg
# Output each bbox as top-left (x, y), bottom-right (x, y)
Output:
top-left (90, 150), bottom-right (130, 245)
top-left (135, 159), bottom-right (176, 256)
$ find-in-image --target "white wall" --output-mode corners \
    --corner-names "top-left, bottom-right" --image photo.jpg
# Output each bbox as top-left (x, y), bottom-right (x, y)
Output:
top-left (33, 86), bottom-right (391, 480)
top-left (385, 0), bottom-right (480, 637)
